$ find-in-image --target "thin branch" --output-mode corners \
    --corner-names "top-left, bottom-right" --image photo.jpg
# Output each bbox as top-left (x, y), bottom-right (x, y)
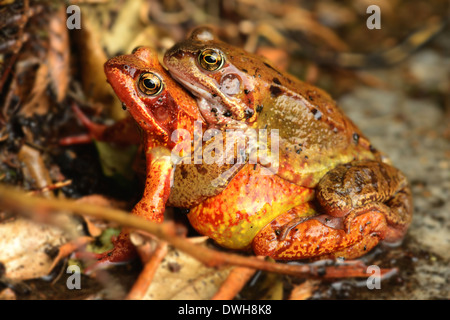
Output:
top-left (0, 185), bottom-right (391, 279)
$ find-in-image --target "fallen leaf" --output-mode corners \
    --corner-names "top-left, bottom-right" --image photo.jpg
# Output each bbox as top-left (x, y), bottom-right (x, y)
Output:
top-left (102, 0), bottom-right (147, 55)
top-left (0, 218), bottom-right (67, 280)
top-left (47, 6), bottom-right (70, 102)
top-left (94, 140), bottom-right (137, 181)
top-left (288, 279), bottom-right (320, 300)
top-left (72, 14), bottom-right (123, 120)
top-left (17, 144), bottom-right (53, 197)
top-left (18, 63), bottom-right (50, 117)
top-left (143, 239), bottom-right (233, 300)
top-left (257, 272), bottom-right (284, 300)
top-left (0, 288), bottom-right (16, 300)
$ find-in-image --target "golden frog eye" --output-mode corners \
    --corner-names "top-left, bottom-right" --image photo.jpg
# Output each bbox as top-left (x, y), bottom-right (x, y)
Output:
top-left (198, 49), bottom-right (224, 71)
top-left (138, 72), bottom-right (163, 96)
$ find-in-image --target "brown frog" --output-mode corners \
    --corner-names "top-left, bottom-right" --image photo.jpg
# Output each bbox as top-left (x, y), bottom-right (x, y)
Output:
top-left (163, 27), bottom-right (413, 259)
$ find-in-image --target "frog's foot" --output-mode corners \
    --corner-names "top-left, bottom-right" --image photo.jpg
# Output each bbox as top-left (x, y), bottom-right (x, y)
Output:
top-left (83, 232), bottom-right (137, 274)
top-left (316, 160), bottom-right (413, 243)
top-left (60, 102), bottom-right (140, 146)
top-left (71, 103), bottom-right (109, 140)
top-left (59, 103), bottom-right (108, 146)
top-left (252, 207), bottom-right (388, 260)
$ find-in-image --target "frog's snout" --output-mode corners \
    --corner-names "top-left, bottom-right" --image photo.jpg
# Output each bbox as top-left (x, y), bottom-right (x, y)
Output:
top-left (104, 55), bottom-right (142, 80)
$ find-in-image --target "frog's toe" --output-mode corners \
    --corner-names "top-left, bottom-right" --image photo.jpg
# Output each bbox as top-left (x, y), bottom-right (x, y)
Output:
top-left (82, 233), bottom-right (137, 274)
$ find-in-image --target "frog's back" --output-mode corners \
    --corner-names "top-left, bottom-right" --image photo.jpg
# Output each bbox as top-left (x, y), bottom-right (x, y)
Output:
top-left (245, 55), bottom-right (378, 187)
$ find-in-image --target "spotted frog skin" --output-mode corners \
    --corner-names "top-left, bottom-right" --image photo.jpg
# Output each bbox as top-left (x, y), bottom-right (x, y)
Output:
top-left (92, 47), bottom-right (202, 263)
top-left (163, 27), bottom-right (413, 260)
top-left (97, 47), bottom-right (312, 264)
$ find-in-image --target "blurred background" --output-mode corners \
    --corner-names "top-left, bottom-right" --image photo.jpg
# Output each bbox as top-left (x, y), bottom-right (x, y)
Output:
top-left (0, 0), bottom-right (448, 299)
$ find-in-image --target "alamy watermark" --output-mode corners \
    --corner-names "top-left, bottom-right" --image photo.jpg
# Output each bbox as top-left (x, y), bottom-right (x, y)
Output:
top-left (66, 5), bottom-right (81, 30)
top-left (65, 264), bottom-right (384, 290)
top-left (366, 5), bottom-right (381, 29)
top-left (366, 265), bottom-right (382, 289)
top-left (66, 265), bottom-right (81, 290)
top-left (65, 4), bottom-right (382, 33)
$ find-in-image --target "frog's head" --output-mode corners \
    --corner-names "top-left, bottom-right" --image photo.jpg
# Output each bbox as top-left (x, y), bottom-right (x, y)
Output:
top-left (164, 27), bottom-right (266, 128)
top-left (104, 47), bottom-right (202, 138)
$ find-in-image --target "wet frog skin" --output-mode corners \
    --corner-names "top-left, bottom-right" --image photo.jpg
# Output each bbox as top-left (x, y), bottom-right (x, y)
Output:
top-left (164, 27), bottom-right (377, 187)
top-left (96, 47), bottom-right (313, 264)
top-left (94, 47), bottom-right (203, 263)
top-left (164, 27), bottom-right (413, 260)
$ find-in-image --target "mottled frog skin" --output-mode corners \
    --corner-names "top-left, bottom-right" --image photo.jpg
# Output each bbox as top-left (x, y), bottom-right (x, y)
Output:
top-left (95, 47), bottom-right (312, 264)
top-left (80, 28), bottom-right (413, 265)
top-left (163, 27), bottom-right (412, 259)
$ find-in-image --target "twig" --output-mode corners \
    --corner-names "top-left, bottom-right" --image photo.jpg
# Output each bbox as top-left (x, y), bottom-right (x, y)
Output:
top-left (126, 241), bottom-right (168, 300)
top-left (26, 180), bottom-right (73, 196)
top-left (48, 236), bottom-right (94, 273)
top-left (211, 265), bottom-right (257, 300)
top-left (0, 185), bottom-right (392, 279)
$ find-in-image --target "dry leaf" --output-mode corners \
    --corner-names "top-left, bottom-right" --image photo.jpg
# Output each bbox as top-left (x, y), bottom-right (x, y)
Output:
top-left (73, 14), bottom-right (123, 120)
top-left (0, 218), bottom-right (67, 280)
top-left (18, 144), bottom-right (53, 197)
top-left (18, 63), bottom-right (50, 117)
top-left (143, 240), bottom-right (233, 300)
top-left (47, 6), bottom-right (70, 102)
top-left (289, 279), bottom-right (320, 300)
top-left (102, 0), bottom-right (147, 55)
top-left (258, 272), bottom-right (284, 300)
top-left (0, 288), bottom-right (16, 300)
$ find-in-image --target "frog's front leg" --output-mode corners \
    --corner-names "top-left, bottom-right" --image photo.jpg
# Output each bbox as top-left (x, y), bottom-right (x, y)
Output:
top-left (90, 146), bottom-right (173, 266)
top-left (131, 146), bottom-right (174, 222)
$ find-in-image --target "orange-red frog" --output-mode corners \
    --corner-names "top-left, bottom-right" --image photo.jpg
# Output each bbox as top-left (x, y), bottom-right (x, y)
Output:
top-left (163, 27), bottom-right (413, 260)
top-left (91, 47), bottom-right (203, 263)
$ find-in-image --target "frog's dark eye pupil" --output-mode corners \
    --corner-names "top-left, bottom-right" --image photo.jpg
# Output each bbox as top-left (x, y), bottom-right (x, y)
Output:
top-left (199, 49), bottom-right (224, 71)
top-left (138, 72), bottom-right (163, 96)
top-left (144, 78), bottom-right (156, 89)
top-left (204, 55), bottom-right (217, 64)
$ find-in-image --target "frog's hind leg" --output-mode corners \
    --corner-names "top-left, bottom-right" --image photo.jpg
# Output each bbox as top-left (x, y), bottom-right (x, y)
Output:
top-left (316, 160), bottom-right (413, 244)
top-left (252, 160), bottom-right (412, 260)
top-left (59, 103), bottom-right (141, 146)
top-left (252, 205), bottom-right (388, 260)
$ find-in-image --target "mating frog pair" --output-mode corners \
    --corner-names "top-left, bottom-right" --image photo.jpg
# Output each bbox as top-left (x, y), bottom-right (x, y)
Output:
top-left (87, 27), bottom-right (412, 266)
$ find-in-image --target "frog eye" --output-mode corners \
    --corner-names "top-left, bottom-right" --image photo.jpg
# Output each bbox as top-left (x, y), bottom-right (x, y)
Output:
top-left (198, 49), bottom-right (224, 71)
top-left (138, 72), bottom-right (164, 96)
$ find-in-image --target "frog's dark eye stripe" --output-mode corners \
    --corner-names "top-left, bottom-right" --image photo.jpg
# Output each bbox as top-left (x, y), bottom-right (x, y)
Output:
top-left (198, 49), bottom-right (224, 71)
top-left (132, 46), bottom-right (144, 54)
top-left (138, 72), bottom-right (164, 96)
